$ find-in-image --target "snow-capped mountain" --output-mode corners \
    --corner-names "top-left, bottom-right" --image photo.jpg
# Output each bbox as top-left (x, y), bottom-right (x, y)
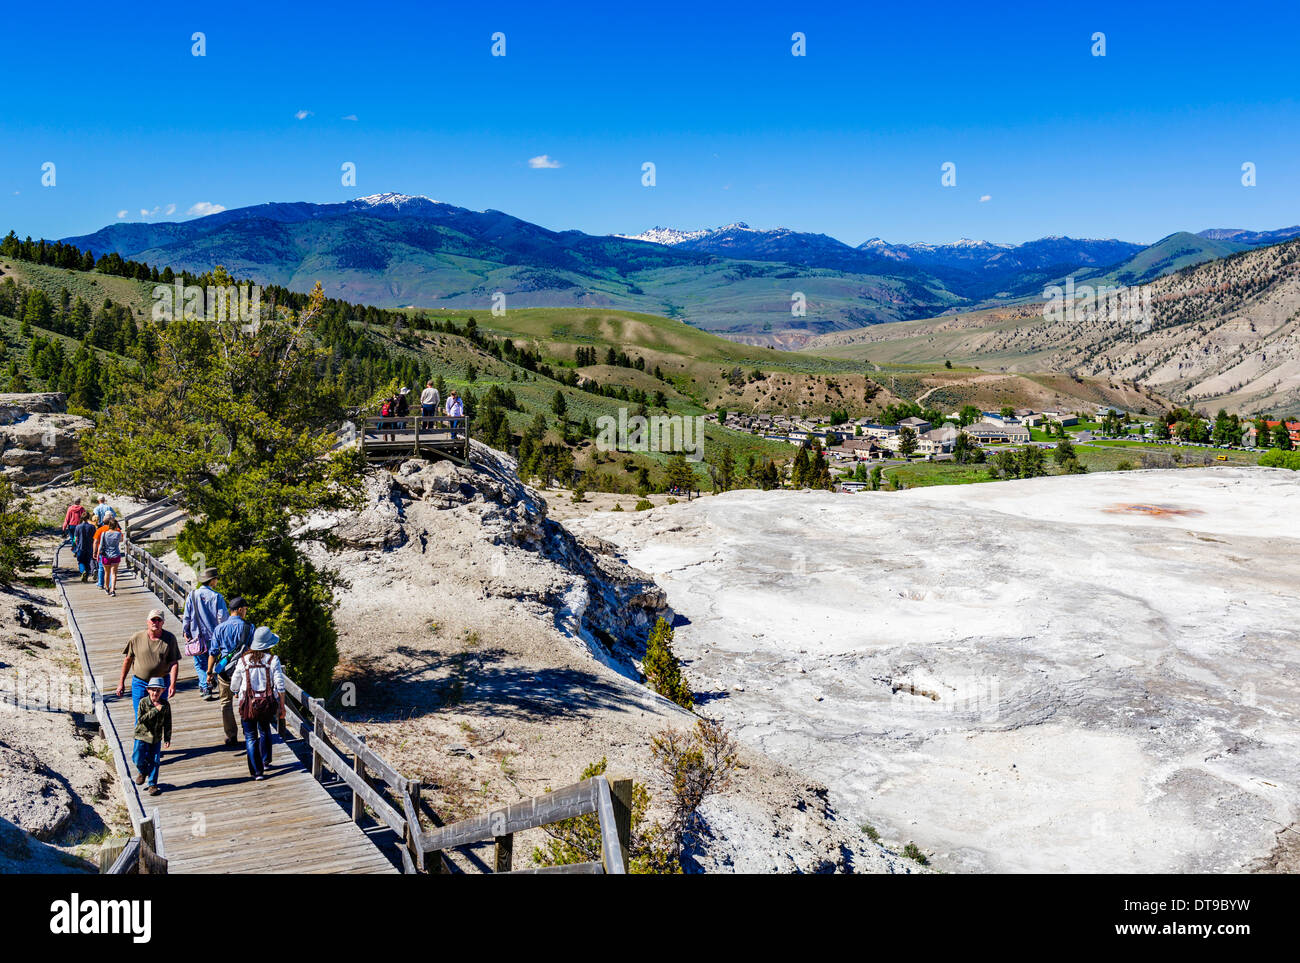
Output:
top-left (617, 224), bottom-right (746, 245)
top-left (1198, 226), bottom-right (1300, 246)
top-left (354, 192), bottom-right (444, 208)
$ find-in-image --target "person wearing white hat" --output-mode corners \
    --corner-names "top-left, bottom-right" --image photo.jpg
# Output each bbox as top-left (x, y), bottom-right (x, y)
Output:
top-left (132, 677), bottom-right (171, 795)
top-left (229, 627), bottom-right (287, 780)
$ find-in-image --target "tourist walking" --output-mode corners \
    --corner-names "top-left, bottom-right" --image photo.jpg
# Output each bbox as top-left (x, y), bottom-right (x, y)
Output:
top-left (229, 627), bottom-right (286, 781)
top-left (116, 609), bottom-right (180, 720)
top-left (97, 516), bottom-right (124, 597)
top-left (71, 514), bottom-right (97, 582)
top-left (132, 677), bottom-right (172, 796)
top-left (207, 595), bottom-right (253, 747)
top-left (91, 511), bottom-right (116, 589)
top-left (420, 379), bottom-right (440, 429)
top-left (445, 390), bottom-right (464, 439)
top-left (182, 567), bottom-right (228, 701)
top-left (61, 497), bottom-right (87, 547)
top-left (93, 494), bottom-right (117, 526)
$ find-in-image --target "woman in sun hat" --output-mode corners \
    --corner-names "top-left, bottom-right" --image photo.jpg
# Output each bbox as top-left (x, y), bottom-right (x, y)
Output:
top-left (229, 627), bottom-right (287, 781)
top-left (132, 677), bottom-right (172, 795)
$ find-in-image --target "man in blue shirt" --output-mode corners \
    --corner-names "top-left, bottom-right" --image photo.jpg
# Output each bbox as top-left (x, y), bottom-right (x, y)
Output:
top-left (206, 595), bottom-right (252, 746)
top-left (182, 567), bottom-right (228, 701)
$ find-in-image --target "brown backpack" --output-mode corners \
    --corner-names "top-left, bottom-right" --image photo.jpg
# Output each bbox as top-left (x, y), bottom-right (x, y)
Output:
top-left (239, 653), bottom-right (278, 723)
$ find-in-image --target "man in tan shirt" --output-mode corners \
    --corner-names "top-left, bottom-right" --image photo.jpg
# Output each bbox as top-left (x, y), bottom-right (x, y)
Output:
top-left (116, 609), bottom-right (181, 721)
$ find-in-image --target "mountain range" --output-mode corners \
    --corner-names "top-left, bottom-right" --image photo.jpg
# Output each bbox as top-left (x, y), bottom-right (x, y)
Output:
top-left (62, 194), bottom-right (1300, 347)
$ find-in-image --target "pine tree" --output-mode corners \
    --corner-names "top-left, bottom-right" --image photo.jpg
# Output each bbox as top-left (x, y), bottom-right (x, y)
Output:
top-left (643, 617), bottom-right (693, 709)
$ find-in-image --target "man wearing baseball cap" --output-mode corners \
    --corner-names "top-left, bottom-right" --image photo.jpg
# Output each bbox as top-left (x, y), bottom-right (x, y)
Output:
top-left (116, 609), bottom-right (181, 721)
top-left (207, 595), bottom-right (253, 746)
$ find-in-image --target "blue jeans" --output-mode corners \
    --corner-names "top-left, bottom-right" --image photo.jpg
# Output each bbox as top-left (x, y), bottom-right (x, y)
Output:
top-left (241, 717), bottom-right (274, 777)
top-left (132, 740), bottom-right (162, 786)
top-left (193, 653), bottom-right (210, 694)
top-left (97, 558), bottom-right (105, 587)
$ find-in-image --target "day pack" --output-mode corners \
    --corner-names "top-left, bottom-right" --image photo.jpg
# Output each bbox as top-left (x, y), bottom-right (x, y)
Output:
top-left (239, 653), bottom-right (278, 724)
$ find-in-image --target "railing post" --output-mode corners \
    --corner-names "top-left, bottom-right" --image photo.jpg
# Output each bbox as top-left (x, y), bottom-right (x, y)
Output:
top-left (309, 699), bottom-right (323, 782)
top-left (352, 735), bottom-right (367, 825)
top-left (610, 779), bottom-right (633, 873)
top-left (404, 779), bottom-right (423, 874)
top-left (493, 833), bottom-right (514, 873)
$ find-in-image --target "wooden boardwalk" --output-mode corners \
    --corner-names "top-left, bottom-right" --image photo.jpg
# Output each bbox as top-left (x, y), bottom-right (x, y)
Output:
top-left (57, 557), bottom-right (396, 874)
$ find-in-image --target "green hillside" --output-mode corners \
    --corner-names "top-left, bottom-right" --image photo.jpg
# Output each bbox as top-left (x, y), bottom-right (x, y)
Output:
top-left (1077, 231), bottom-right (1247, 287)
top-left (1, 250), bottom-right (809, 493)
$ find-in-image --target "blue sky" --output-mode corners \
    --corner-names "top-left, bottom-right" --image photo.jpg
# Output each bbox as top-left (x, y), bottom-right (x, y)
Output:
top-left (2, 0), bottom-right (1297, 246)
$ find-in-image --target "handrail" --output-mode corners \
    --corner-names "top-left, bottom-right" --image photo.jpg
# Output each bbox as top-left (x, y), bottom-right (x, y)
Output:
top-left (91, 501), bottom-right (629, 876)
top-left (360, 412), bottom-right (471, 465)
top-left (51, 545), bottom-right (155, 843)
top-left (419, 775), bottom-right (631, 874)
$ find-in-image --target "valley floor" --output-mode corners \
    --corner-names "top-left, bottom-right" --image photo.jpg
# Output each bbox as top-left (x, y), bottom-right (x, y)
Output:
top-left (569, 467), bottom-right (1300, 872)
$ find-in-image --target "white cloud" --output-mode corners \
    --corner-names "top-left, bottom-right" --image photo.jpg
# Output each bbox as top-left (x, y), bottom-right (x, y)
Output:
top-left (528, 154), bottom-right (562, 169)
top-left (164, 203), bottom-right (177, 215)
top-left (979, 194), bottom-right (992, 203)
top-left (140, 208), bottom-right (151, 217)
top-left (295, 109), bottom-right (313, 120)
top-left (342, 114), bottom-right (358, 121)
top-left (116, 210), bottom-right (127, 218)
top-left (187, 201), bottom-right (226, 217)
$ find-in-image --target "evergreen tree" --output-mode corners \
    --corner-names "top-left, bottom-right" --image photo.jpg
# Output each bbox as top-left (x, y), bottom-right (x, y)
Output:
top-left (82, 282), bottom-right (361, 696)
top-left (642, 617), bottom-right (693, 709)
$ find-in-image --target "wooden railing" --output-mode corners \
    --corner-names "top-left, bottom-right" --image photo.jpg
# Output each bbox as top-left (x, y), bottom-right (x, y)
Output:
top-left (123, 539), bottom-right (189, 616)
top-left (360, 413), bottom-right (471, 464)
top-left (52, 544), bottom-right (169, 873)
top-left (100, 810), bottom-right (168, 874)
top-left (122, 493), bottom-right (186, 540)
top-left (416, 775), bottom-right (632, 875)
top-left (98, 509), bottom-right (630, 876)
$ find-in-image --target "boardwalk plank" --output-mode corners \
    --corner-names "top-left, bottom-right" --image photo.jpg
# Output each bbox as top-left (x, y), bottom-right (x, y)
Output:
top-left (60, 558), bottom-right (396, 874)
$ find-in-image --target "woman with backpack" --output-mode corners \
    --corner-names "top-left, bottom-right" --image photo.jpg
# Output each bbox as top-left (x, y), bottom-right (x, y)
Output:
top-left (98, 515), bottom-right (124, 597)
top-left (229, 627), bottom-right (286, 781)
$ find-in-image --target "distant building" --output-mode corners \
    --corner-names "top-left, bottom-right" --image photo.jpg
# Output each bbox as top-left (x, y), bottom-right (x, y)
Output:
top-left (917, 425), bottom-right (960, 455)
top-left (830, 438), bottom-right (887, 461)
top-left (964, 421), bottom-right (1030, 444)
top-left (860, 423), bottom-right (899, 441)
top-left (1041, 411), bottom-right (1080, 427)
top-left (1265, 420), bottom-right (1300, 446)
top-left (898, 416), bottom-right (932, 433)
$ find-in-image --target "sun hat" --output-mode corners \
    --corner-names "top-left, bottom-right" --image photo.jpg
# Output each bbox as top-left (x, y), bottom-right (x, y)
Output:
top-left (228, 595), bottom-right (247, 611)
top-left (399, 386), bottom-right (410, 394)
top-left (251, 626), bottom-right (280, 651)
top-left (148, 608), bottom-right (165, 621)
top-left (145, 677), bottom-right (167, 689)
top-left (200, 566), bottom-right (218, 583)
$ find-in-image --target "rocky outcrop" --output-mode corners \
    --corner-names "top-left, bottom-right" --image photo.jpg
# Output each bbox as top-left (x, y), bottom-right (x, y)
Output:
top-left (0, 393), bottom-right (92, 486)
top-left (309, 442), bottom-right (670, 670)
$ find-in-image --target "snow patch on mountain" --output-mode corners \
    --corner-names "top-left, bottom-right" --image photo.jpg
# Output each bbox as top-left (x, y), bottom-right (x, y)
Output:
top-left (616, 223), bottom-right (753, 245)
top-left (354, 192), bottom-right (443, 207)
